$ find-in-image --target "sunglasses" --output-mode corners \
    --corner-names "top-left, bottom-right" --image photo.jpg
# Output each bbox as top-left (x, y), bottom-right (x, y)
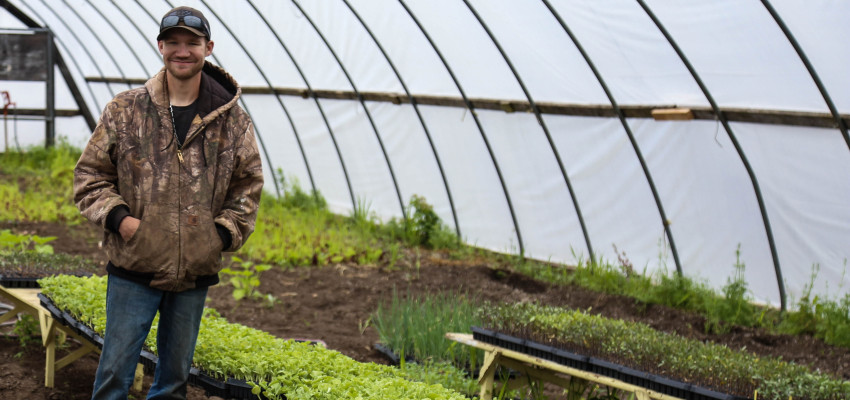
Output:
top-left (160, 15), bottom-right (209, 37)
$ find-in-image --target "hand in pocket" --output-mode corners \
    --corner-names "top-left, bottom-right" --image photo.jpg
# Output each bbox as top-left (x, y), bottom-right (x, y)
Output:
top-left (119, 216), bottom-right (141, 242)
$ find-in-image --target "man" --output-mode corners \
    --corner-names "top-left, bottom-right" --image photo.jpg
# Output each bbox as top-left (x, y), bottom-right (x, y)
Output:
top-left (73, 6), bottom-right (263, 399)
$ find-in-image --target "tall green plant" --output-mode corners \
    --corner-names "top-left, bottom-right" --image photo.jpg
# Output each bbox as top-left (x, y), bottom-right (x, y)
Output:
top-left (779, 263), bottom-right (850, 348)
top-left (372, 290), bottom-right (483, 371)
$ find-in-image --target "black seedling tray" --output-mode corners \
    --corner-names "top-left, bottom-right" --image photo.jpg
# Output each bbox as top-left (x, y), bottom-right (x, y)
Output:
top-left (471, 327), bottom-right (748, 400)
top-left (38, 292), bottom-right (283, 399)
top-left (0, 276), bottom-right (40, 288)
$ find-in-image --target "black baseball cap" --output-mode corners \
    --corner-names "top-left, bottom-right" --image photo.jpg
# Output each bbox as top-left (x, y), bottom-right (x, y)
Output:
top-left (157, 6), bottom-right (211, 41)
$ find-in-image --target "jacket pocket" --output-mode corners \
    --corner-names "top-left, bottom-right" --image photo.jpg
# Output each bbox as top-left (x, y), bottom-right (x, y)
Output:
top-left (181, 205), bottom-right (223, 278)
top-left (108, 203), bottom-right (175, 275)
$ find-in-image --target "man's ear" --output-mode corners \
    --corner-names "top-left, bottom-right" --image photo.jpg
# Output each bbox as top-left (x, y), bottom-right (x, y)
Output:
top-left (158, 40), bottom-right (165, 55)
top-left (205, 40), bottom-right (214, 57)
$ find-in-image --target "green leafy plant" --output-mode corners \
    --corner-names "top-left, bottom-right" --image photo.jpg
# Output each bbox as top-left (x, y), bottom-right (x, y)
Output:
top-left (11, 314), bottom-right (40, 348)
top-left (219, 256), bottom-right (273, 302)
top-left (400, 359), bottom-right (478, 396)
top-left (241, 187), bottom-right (385, 268)
top-left (385, 195), bottom-right (459, 250)
top-left (0, 229), bottom-right (56, 253)
top-left (0, 141), bottom-right (83, 224)
top-left (39, 275), bottom-right (470, 400)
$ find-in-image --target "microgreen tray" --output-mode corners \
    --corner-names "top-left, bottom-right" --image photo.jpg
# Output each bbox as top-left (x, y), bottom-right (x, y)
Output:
top-left (0, 276), bottom-right (40, 288)
top-left (472, 326), bottom-right (747, 400)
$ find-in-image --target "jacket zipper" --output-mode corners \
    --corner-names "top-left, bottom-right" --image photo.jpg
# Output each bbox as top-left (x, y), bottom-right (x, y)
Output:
top-left (173, 122), bottom-right (204, 289)
top-left (176, 147), bottom-right (183, 290)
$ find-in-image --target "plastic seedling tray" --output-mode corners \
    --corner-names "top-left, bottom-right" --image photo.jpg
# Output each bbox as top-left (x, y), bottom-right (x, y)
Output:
top-left (471, 327), bottom-right (745, 400)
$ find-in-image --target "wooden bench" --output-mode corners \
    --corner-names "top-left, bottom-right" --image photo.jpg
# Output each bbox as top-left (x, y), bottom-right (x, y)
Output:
top-left (446, 332), bottom-right (683, 400)
top-left (0, 285), bottom-right (143, 389)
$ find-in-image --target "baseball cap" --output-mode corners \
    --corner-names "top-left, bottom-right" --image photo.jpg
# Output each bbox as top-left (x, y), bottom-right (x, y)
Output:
top-left (157, 6), bottom-right (210, 41)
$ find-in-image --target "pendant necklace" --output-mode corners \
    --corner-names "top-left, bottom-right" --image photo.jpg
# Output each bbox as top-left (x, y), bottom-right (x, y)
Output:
top-left (168, 102), bottom-right (184, 163)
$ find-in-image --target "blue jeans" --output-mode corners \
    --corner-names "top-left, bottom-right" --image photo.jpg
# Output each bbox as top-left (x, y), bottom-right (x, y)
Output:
top-left (92, 274), bottom-right (208, 400)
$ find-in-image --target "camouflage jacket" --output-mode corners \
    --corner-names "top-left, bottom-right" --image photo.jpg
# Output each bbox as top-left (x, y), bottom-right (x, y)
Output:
top-left (73, 62), bottom-right (263, 292)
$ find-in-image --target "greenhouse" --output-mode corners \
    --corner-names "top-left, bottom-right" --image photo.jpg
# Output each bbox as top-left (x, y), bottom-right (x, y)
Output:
top-left (0, 1), bottom-right (848, 399)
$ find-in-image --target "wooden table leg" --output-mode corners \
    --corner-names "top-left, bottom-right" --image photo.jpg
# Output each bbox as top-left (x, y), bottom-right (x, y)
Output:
top-left (133, 363), bottom-right (144, 391)
top-left (37, 310), bottom-right (57, 387)
top-left (478, 350), bottom-right (501, 400)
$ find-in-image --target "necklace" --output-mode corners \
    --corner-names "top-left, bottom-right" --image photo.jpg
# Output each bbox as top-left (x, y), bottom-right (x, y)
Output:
top-left (168, 102), bottom-right (184, 163)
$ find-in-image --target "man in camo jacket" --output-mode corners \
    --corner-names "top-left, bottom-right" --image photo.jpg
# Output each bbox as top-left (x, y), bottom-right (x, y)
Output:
top-left (73, 6), bottom-right (263, 399)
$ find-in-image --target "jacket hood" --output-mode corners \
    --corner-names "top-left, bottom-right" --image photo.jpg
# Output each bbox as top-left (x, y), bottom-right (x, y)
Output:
top-left (145, 61), bottom-right (241, 126)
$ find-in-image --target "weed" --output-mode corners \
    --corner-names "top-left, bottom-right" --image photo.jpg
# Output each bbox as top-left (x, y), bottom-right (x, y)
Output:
top-left (219, 256), bottom-right (274, 303)
top-left (386, 242), bottom-right (400, 271)
top-left (779, 261), bottom-right (850, 348)
top-left (12, 314), bottom-right (39, 348)
top-left (0, 229), bottom-right (56, 253)
top-left (704, 245), bottom-right (756, 333)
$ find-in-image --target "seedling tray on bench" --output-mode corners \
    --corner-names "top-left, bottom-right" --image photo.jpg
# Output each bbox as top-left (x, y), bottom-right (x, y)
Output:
top-left (0, 276), bottom-right (41, 289)
top-left (471, 326), bottom-right (748, 400)
top-left (37, 293), bottom-right (326, 399)
top-left (1, 272), bottom-right (95, 289)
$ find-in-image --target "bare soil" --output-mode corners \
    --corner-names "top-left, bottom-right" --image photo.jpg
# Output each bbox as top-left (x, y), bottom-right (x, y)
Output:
top-left (0, 221), bottom-right (848, 399)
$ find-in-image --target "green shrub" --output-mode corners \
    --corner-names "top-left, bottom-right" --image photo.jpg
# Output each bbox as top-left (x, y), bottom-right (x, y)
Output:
top-left (385, 195), bottom-right (459, 250)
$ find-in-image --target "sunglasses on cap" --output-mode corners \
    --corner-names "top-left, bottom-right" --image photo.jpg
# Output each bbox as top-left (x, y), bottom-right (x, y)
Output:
top-left (160, 15), bottom-right (210, 38)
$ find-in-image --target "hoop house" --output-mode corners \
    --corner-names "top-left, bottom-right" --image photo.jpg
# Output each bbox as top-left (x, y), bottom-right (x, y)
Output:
top-left (1, 0), bottom-right (848, 308)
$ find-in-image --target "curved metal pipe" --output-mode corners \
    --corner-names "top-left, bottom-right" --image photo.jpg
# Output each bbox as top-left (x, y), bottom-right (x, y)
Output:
top-left (57, 0), bottom-right (130, 90)
top-left (398, 0), bottom-right (525, 254)
top-left (291, 0), bottom-right (407, 219)
top-left (200, 1), bottom-right (318, 198)
top-left (760, 0), bottom-right (850, 152)
top-left (341, 0), bottom-right (461, 238)
top-left (32, 0), bottom-right (118, 99)
top-left (15, 0), bottom-right (101, 119)
top-left (542, 0), bottom-right (682, 273)
top-left (84, 0), bottom-right (148, 78)
top-left (246, 0), bottom-right (352, 206)
top-left (108, 0), bottom-right (162, 68)
top-left (465, 0), bottom-right (595, 263)
top-left (637, 0), bottom-right (786, 310)
top-left (202, 0), bottom-right (320, 197)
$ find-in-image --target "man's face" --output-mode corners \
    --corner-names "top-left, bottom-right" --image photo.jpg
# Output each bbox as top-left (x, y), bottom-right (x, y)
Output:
top-left (158, 29), bottom-right (213, 81)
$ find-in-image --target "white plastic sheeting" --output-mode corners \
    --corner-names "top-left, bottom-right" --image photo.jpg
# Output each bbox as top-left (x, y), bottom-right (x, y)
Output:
top-left (0, 0), bottom-right (848, 307)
